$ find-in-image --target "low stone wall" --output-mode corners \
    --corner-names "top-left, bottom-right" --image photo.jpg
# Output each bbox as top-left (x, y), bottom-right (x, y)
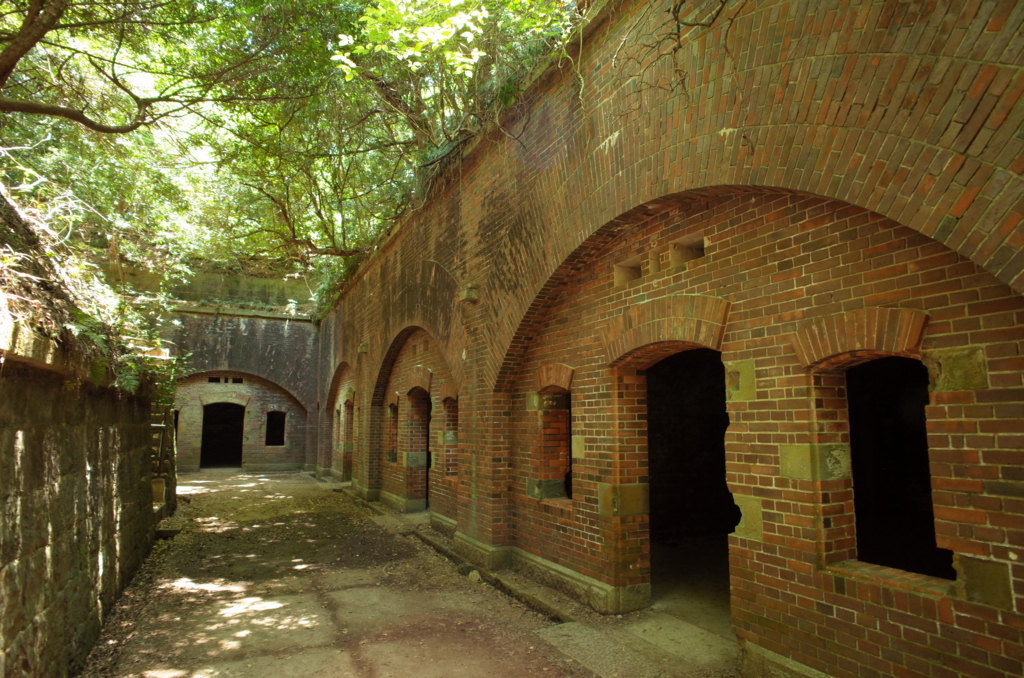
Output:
top-left (0, 361), bottom-right (155, 677)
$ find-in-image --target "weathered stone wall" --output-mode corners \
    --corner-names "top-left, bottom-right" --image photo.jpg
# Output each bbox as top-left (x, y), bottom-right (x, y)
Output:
top-left (167, 310), bottom-right (319, 468)
top-left (175, 371), bottom-right (308, 472)
top-left (0, 362), bottom-right (154, 677)
top-left (316, 1), bottom-right (1024, 676)
top-left (107, 265), bottom-right (312, 312)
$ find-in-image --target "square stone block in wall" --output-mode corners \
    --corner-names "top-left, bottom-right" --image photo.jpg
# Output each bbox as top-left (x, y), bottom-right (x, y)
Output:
top-left (779, 443), bottom-right (851, 481)
top-left (955, 555), bottom-right (1013, 610)
top-left (597, 483), bottom-right (649, 518)
top-left (923, 347), bottom-right (989, 392)
top-left (724, 359), bottom-right (757, 402)
top-left (732, 494), bottom-right (763, 541)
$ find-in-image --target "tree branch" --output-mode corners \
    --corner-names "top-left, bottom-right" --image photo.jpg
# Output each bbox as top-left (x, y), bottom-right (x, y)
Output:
top-left (0, 0), bottom-right (69, 89)
top-left (0, 95), bottom-right (151, 133)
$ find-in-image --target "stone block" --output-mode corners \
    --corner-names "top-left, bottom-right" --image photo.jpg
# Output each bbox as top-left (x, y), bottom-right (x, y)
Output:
top-left (779, 443), bottom-right (851, 481)
top-left (955, 555), bottom-right (1013, 610)
top-left (597, 482), bottom-right (649, 518)
top-left (725, 359), bottom-right (757, 401)
top-left (571, 435), bottom-right (585, 459)
top-left (527, 478), bottom-right (567, 500)
top-left (923, 347), bottom-right (989, 391)
top-left (732, 494), bottom-right (763, 540)
top-left (406, 451), bottom-right (427, 468)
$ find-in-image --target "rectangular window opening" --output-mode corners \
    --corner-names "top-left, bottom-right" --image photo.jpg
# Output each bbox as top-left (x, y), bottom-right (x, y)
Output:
top-left (614, 255), bottom-right (643, 286)
top-left (266, 411), bottom-right (286, 446)
top-left (208, 377), bottom-right (220, 383)
top-left (669, 235), bottom-right (707, 268)
top-left (232, 377), bottom-right (243, 384)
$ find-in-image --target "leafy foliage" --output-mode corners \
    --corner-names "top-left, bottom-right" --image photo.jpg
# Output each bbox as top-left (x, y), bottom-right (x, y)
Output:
top-left (1, 0), bottom-right (590, 320)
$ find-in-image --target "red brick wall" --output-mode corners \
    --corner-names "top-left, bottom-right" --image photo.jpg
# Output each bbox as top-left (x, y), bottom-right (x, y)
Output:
top-left (313, 1), bottom-right (1024, 675)
top-left (365, 328), bottom-right (460, 518)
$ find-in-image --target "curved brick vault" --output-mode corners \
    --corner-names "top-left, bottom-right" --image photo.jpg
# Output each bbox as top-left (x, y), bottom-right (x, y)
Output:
top-left (316, 3), bottom-right (1024, 676)
top-left (475, 0), bottom-right (1024, 392)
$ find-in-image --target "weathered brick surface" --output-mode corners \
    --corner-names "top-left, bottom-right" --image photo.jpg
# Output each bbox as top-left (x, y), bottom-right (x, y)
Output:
top-left (0, 363), bottom-right (154, 678)
top-left (168, 312), bottom-right (319, 469)
top-left (175, 372), bottom-right (308, 472)
top-left (315, 1), bottom-right (1024, 676)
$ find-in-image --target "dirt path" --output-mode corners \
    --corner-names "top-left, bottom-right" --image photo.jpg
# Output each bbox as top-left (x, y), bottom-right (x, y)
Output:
top-left (79, 471), bottom-right (591, 678)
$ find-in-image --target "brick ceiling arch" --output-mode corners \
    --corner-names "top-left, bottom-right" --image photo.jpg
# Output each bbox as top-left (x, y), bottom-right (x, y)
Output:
top-left (478, 1), bottom-right (1024, 394)
top-left (350, 258), bottom-right (469, 391)
top-left (370, 326), bottom-right (458, 407)
top-left (325, 361), bottom-right (352, 410)
top-left (180, 369), bottom-right (307, 413)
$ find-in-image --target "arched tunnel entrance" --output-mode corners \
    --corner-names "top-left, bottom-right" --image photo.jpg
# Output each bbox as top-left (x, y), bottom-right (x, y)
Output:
top-left (200, 403), bottom-right (245, 468)
top-left (646, 348), bottom-right (739, 636)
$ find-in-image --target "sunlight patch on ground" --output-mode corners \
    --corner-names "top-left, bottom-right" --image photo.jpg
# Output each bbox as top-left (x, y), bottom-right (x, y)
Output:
top-left (218, 598), bottom-right (285, 618)
top-left (177, 485), bottom-right (216, 496)
top-left (161, 578), bottom-right (246, 594)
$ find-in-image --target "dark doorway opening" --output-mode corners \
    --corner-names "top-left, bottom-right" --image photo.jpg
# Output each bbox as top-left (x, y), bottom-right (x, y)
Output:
top-left (847, 357), bottom-right (955, 579)
top-left (408, 388), bottom-right (432, 509)
top-left (646, 348), bottom-right (739, 638)
top-left (201, 403), bottom-right (245, 468)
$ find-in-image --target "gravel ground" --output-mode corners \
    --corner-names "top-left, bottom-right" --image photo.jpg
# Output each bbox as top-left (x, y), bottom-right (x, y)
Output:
top-left (77, 471), bottom-right (594, 678)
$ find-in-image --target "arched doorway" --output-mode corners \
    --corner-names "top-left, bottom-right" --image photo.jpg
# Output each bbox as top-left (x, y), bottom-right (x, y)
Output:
top-left (646, 348), bottom-right (739, 635)
top-left (200, 403), bottom-right (245, 468)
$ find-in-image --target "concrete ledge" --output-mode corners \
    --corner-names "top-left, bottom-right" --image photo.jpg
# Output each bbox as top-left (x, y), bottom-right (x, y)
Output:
top-left (174, 304), bottom-right (313, 322)
top-left (508, 548), bottom-right (650, 614)
top-left (453, 531), bottom-right (513, 570)
top-left (430, 511), bottom-right (457, 536)
top-left (450, 531), bottom-right (648, 615)
top-left (241, 463), bottom-right (306, 472)
top-left (380, 489), bottom-right (426, 513)
top-left (315, 465), bottom-right (348, 482)
top-left (415, 530), bottom-right (576, 623)
top-left (738, 640), bottom-right (830, 678)
top-left (177, 465), bottom-right (200, 473)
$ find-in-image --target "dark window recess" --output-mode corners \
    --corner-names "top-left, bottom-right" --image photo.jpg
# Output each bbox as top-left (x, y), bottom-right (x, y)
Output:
top-left (208, 377), bottom-right (220, 383)
top-left (173, 410), bottom-right (179, 431)
top-left (232, 377), bottom-right (243, 384)
top-left (847, 357), bottom-right (955, 580)
top-left (266, 411), bottom-right (286, 446)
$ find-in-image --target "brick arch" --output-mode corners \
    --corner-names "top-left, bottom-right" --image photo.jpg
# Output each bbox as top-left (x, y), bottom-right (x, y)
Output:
top-left (490, 187), bottom-right (749, 392)
top-left (536, 363), bottom-right (575, 393)
top-left (789, 307), bottom-right (930, 372)
top-left (371, 327), bottom-right (423, 407)
top-left (325, 362), bottom-right (352, 410)
top-left (407, 365), bottom-right (433, 394)
top-left (439, 381), bottom-right (459, 401)
top-left (601, 295), bottom-right (731, 366)
top-left (181, 370), bottom-right (306, 413)
top-left (198, 394), bottom-right (250, 408)
top-left (482, 0), bottom-right (1024, 392)
top-left (356, 259), bottom-right (469, 390)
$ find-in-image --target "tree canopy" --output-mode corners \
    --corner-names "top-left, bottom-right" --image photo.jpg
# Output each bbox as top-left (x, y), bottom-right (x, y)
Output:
top-left (1, 0), bottom-right (589, 319)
